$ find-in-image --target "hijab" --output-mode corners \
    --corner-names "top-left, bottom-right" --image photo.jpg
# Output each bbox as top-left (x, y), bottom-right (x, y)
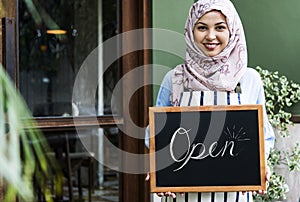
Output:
top-left (171, 0), bottom-right (247, 106)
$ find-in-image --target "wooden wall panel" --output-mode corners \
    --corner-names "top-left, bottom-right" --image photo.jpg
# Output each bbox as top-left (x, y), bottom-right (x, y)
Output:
top-left (0, 0), bottom-right (16, 65)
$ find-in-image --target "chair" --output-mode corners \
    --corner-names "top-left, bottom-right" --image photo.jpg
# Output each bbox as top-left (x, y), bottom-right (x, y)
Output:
top-left (64, 133), bottom-right (95, 202)
top-left (41, 133), bottom-right (95, 202)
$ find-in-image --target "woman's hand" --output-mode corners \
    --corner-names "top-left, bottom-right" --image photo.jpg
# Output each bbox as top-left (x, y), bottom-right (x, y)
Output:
top-left (251, 164), bottom-right (270, 195)
top-left (145, 165), bottom-right (272, 197)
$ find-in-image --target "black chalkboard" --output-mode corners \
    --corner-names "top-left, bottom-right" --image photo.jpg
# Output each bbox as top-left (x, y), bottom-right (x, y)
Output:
top-left (149, 105), bottom-right (266, 192)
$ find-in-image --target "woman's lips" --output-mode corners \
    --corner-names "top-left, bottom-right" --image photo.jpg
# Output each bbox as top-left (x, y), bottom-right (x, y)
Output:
top-left (204, 43), bottom-right (219, 50)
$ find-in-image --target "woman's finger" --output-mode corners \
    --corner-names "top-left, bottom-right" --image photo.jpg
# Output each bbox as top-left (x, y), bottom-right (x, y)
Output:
top-left (164, 192), bottom-right (176, 198)
top-left (145, 172), bottom-right (150, 181)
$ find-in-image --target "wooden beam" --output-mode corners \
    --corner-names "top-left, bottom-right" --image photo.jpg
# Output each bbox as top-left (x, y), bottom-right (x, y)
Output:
top-left (23, 115), bottom-right (124, 131)
top-left (2, 17), bottom-right (18, 86)
top-left (120, 0), bottom-right (151, 201)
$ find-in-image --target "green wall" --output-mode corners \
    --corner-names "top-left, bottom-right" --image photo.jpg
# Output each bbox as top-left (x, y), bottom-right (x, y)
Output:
top-left (231, 0), bottom-right (300, 82)
top-left (152, 0), bottom-right (193, 103)
top-left (231, 0), bottom-right (300, 113)
top-left (153, 0), bottom-right (300, 113)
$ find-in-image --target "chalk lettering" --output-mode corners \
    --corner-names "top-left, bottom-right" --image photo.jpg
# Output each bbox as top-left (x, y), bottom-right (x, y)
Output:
top-left (170, 127), bottom-right (249, 171)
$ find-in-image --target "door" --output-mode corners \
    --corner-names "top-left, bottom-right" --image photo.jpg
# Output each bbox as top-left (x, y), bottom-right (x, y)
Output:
top-left (1, 0), bottom-right (151, 201)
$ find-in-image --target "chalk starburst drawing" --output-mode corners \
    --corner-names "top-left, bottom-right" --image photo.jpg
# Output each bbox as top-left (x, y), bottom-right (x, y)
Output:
top-left (224, 124), bottom-right (251, 142)
top-left (221, 125), bottom-right (251, 156)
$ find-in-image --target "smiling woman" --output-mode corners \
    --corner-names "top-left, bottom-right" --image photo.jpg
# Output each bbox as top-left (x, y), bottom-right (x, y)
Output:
top-left (193, 10), bottom-right (230, 57)
top-left (147, 0), bottom-right (275, 201)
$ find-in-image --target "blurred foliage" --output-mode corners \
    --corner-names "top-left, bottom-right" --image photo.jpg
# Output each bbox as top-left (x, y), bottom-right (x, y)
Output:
top-left (253, 66), bottom-right (300, 201)
top-left (0, 66), bottom-right (62, 201)
top-left (254, 172), bottom-right (289, 202)
top-left (257, 66), bottom-right (300, 137)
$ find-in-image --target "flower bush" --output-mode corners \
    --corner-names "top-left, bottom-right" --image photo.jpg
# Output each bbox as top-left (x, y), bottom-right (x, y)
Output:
top-left (253, 66), bottom-right (300, 201)
top-left (257, 66), bottom-right (300, 137)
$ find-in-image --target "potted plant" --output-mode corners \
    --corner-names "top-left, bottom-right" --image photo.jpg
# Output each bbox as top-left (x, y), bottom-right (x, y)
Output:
top-left (253, 66), bottom-right (300, 202)
top-left (0, 66), bottom-right (62, 201)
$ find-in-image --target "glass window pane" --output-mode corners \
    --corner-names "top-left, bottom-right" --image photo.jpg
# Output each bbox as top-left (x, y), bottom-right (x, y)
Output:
top-left (19, 0), bottom-right (119, 117)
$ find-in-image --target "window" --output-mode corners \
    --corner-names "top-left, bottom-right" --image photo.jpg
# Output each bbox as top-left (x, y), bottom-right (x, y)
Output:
top-left (18, 0), bottom-right (120, 117)
top-left (17, 0), bottom-right (122, 199)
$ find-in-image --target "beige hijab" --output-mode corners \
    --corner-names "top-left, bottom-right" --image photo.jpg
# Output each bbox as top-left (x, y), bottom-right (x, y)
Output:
top-left (171, 0), bottom-right (247, 106)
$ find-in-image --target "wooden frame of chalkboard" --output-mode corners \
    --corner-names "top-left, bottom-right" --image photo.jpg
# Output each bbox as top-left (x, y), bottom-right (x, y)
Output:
top-left (149, 105), bottom-right (266, 193)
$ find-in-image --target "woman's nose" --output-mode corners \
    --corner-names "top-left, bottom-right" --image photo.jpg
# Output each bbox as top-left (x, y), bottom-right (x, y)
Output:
top-left (206, 29), bottom-right (216, 40)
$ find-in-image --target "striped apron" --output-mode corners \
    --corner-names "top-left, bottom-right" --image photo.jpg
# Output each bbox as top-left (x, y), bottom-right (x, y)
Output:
top-left (152, 91), bottom-right (253, 202)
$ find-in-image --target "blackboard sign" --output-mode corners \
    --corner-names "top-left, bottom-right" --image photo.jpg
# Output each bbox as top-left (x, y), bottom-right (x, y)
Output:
top-left (149, 105), bottom-right (266, 192)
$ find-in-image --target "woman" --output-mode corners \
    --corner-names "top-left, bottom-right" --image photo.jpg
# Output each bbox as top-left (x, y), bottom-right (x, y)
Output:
top-left (146, 0), bottom-right (275, 201)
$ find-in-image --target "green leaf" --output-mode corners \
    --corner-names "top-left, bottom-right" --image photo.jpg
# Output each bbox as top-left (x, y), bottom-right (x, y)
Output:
top-left (0, 66), bottom-right (62, 201)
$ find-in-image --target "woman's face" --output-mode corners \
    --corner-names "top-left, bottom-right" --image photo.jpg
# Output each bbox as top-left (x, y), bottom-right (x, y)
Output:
top-left (193, 11), bottom-right (230, 57)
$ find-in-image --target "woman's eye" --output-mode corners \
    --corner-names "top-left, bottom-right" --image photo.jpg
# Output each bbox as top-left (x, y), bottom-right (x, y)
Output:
top-left (216, 26), bottom-right (227, 31)
top-left (196, 26), bottom-right (207, 31)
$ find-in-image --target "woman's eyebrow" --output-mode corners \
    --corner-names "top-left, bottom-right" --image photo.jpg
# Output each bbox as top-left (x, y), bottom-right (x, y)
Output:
top-left (195, 21), bottom-right (227, 26)
top-left (215, 22), bottom-right (227, 25)
top-left (195, 21), bottom-right (207, 26)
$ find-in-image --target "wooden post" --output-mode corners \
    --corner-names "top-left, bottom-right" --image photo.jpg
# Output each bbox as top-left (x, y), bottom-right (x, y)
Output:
top-left (120, 0), bottom-right (151, 201)
top-left (2, 17), bottom-right (18, 87)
